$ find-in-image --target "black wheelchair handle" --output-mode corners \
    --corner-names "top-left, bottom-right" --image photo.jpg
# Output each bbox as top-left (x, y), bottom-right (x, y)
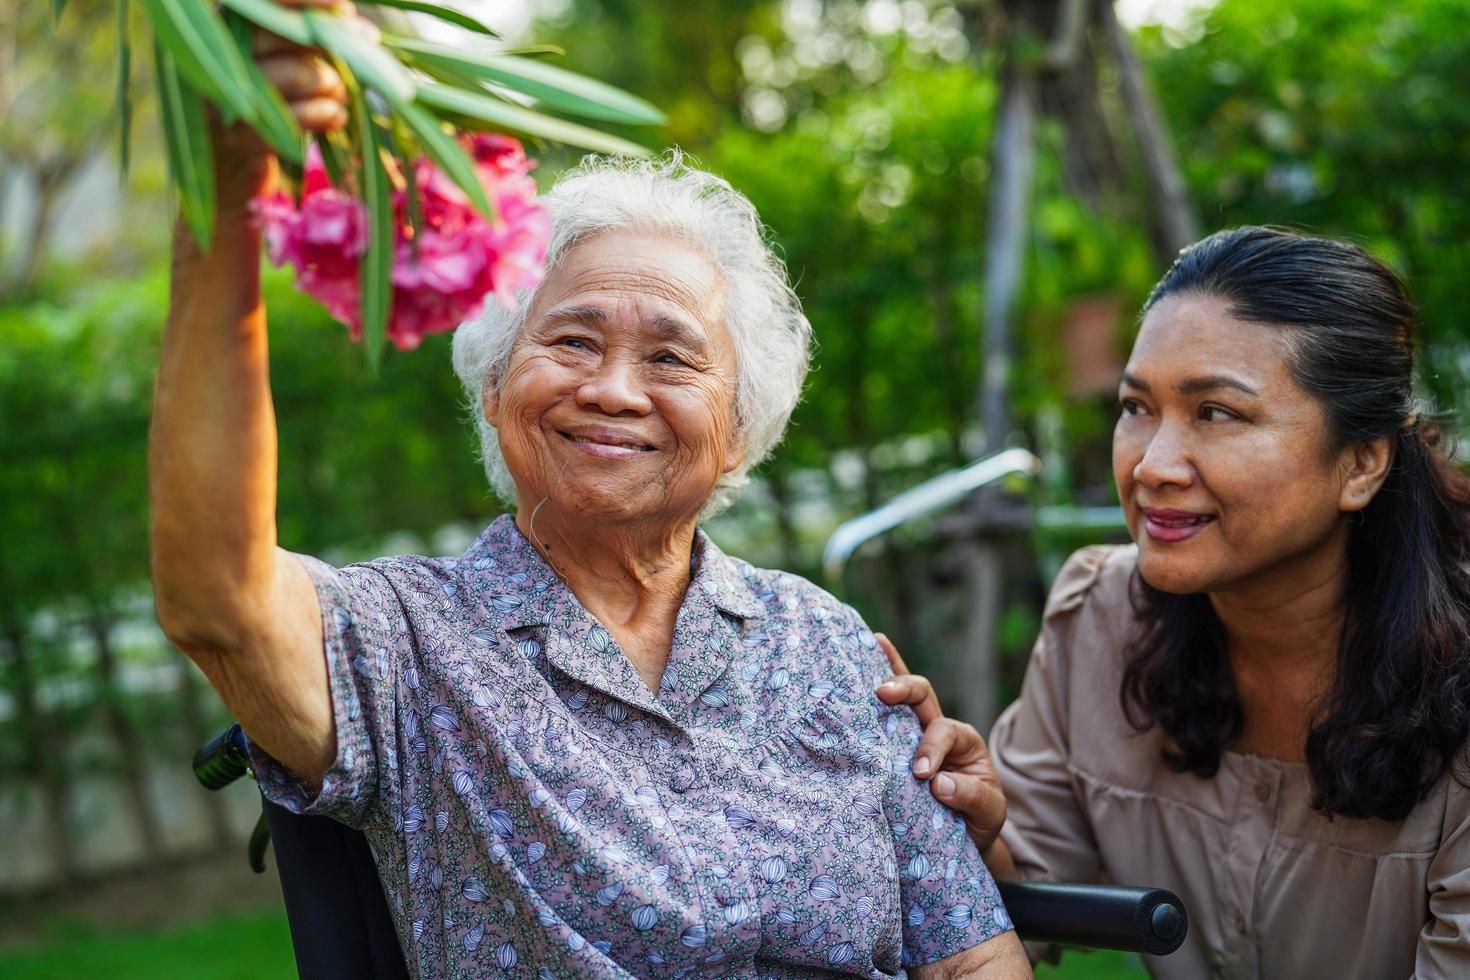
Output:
top-left (193, 722), bottom-right (251, 791)
top-left (997, 880), bottom-right (1188, 956)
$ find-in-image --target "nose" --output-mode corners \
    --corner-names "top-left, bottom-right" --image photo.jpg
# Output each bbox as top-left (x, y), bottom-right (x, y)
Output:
top-left (575, 356), bottom-right (653, 417)
top-left (1132, 420), bottom-right (1195, 490)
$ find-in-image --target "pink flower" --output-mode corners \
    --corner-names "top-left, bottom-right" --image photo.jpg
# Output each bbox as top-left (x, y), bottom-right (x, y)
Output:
top-left (485, 190), bottom-right (551, 306)
top-left (388, 228), bottom-right (493, 348)
top-left (255, 134), bottom-right (550, 351)
top-left (410, 157), bottom-right (478, 235)
top-left (301, 142), bottom-right (336, 197)
top-left (253, 190), bottom-right (298, 266)
top-left (469, 133), bottom-right (533, 181)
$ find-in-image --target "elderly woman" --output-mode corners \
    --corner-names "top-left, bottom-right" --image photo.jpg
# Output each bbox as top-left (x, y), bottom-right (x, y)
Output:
top-left (881, 227), bottom-right (1470, 978)
top-left (147, 15), bottom-right (1028, 979)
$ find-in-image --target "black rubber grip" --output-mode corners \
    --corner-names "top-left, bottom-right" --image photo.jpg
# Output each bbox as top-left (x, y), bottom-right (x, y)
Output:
top-left (997, 880), bottom-right (1188, 956)
top-left (192, 723), bottom-right (251, 791)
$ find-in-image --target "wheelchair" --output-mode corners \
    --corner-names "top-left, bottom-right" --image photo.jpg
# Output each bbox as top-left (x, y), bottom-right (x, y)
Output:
top-left (195, 723), bottom-right (1187, 978)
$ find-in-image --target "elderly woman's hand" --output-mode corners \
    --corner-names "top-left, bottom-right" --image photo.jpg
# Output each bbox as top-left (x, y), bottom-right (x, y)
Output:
top-left (210, 0), bottom-right (356, 206)
top-left (251, 0), bottom-right (356, 134)
top-left (875, 634), bottom-right (1009, 856)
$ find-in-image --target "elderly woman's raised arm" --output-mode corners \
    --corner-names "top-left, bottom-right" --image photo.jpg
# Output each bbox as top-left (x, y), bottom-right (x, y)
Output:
top-left (148, 6), bottom-right (350, 786)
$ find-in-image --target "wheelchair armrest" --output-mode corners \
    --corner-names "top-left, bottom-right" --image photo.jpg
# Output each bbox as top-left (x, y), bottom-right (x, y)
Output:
top-left (193, 722), bottom-right (251, 790)
top-left (997, 880), bottom-right (1188, 956)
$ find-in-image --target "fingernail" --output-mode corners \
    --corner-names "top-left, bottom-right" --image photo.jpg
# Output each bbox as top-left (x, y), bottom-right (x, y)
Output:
top-left (935, 774), bottom-right (955, 797)
top-left (913, 757), bottom-right (932, 777)
top-left (876, 682), bottom-right (898, 695)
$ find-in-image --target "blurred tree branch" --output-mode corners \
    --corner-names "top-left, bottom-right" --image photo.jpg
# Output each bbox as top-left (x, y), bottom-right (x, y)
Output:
top-left (0, 3), bottom-right (119, 299)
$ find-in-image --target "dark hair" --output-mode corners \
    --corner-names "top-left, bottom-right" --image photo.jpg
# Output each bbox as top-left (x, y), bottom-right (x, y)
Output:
top-left (1118, 226), bottom-right (1470, 821)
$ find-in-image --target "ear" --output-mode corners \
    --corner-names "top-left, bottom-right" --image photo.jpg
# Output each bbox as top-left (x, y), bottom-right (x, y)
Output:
top-left (483, 383), bottom-right (500, 428)
top-left (1338, 435), bottom-right (1394, 513)
top-left (722, 426), bottom-right (745, 476)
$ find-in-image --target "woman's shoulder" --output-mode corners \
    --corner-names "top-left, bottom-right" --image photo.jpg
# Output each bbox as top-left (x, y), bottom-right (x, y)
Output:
top-left (1045, 543), bottom-right (1139, 621)
top-left (1030, 544), bottom-right (1143, 691)
top-left (293, 549), bottom-right (489, 645)
top-left (330, 551), bottom-right (463, 603)
top-left (734, 558), bottom-right (848, 617)
top-left (725, 558), bottom-right (890, 680)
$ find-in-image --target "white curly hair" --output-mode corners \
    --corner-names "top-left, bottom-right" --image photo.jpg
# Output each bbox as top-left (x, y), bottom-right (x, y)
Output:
top-left (451, 152), bottom-right (813, 518)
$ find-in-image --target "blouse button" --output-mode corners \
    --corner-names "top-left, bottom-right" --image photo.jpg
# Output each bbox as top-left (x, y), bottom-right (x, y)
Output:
top-left (1254, 782), bottom-right (1271, 802)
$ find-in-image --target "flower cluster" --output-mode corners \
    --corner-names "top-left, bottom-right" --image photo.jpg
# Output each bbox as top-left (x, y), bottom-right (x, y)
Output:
top-left (255, 134), bottom-right (550, 351)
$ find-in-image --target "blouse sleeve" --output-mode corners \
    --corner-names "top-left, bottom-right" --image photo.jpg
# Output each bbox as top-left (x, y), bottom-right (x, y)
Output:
top-left (880, 691), bottom-right (1016, 967)
top-left (833, 610), bottom-right (1015, 967)
top-left (988, 546), bottom-right (1109, 886)
top-left (1414, 775), bottom-right (1470, 977)
top-left (247, 553), bottom-right (408, 831)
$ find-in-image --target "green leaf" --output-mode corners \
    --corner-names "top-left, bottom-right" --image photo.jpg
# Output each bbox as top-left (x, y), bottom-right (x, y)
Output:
top-left (223, 5), bottom-right (253, 49)
top-left (115, 0), bottom-right (132, 180)
top-left (353, 86), bottom-right (393, 370)
top-left (402, 51), bottom-right (497, 95)
top-left (495, 44), bottom-right (566, 58)
top-left (227, 15), bottom-right (305, 163)
top-left (360, 1), bottom-right (498, 36)
top-left (141, 0), bottom-right (259, 126)
top-left (53, 0), bottom-right (69, 23)
top-left (387, 37), bottom-right (666, 126)
top-left (140, 0), bottom-right (223, 106)
top-left (414, 82), bottom-right (653, 157)
top-left (306, 10), bottom-right (416, 105)
top-left (313, 131), bottom-right (352, 191)
top-left (218, 0), bottom-right (311, 46)
top-left (377, 119), bottom-right (423, 253)
top-left (154, 43), bottom-right (215, 250)
top-left (394, 99), bottom-right (496, 221)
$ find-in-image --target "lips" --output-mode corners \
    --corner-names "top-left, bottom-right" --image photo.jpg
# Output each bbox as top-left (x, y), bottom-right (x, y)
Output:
top-left (558, 426), bottom-right (657, 457)
top-left (1141, 507), bottom-right (1216, 543)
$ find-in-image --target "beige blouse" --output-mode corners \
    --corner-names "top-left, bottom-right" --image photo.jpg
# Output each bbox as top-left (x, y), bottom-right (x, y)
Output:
top-left (989, 544), bottom-right (1470, 979)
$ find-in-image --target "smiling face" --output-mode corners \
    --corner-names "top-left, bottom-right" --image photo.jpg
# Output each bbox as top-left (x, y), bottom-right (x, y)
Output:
top-left (1112, 292), bottom-right (1379, 596)
top-left (485, 229), bottom-right (743, 528)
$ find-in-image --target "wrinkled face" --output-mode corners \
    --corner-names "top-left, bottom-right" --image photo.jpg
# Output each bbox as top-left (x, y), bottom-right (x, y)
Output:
top-left (486, 229), bottom-right (742, 526)
top-left (1113, 292), bottom-right (1359, 595)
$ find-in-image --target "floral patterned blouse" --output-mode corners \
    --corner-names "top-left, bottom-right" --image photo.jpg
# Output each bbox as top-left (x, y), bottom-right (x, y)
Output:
top-left (250, 515), bottom-right (1012, 978)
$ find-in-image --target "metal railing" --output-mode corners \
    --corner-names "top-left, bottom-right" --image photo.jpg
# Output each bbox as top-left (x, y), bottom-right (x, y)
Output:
top-left (821, 448), bottom-right (1042, 582)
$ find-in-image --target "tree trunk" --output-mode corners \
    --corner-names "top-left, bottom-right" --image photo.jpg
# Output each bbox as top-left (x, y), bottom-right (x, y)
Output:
top-left (966, 50), bottom-right (1039, 731)
top-left (175, 660), bottom-right (235, 849)
top-left (956, 537), bottom-right (1005, 730)
top-left (764, 461), bottom-right (801, 572)
top-left (977, 60), bottom-right (1037, 452)
top-left (2, 617), bottom-right (77, 885)
top-left (1100, 0), bottom-right (1199, 259)
top-left (8, 158), bottom-right (78, 296)
top-left (86, 605), bottom-right (166, 861)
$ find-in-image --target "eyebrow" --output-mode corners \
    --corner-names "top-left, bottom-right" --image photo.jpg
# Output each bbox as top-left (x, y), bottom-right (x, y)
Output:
top-left (543, 304), bottom-right (607, 326)
top-left (648, 314), bottom-right (710, 352)
top-left (542, 305), bottom-right (711, 353)
top-left (1119, 372), bottom-right (1259, 396)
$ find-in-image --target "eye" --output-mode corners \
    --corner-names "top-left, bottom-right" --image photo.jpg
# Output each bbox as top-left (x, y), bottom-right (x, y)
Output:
top-left (654, 350), bottom-right (687, 367)
top-left (1199, 404), bottom-right (1239, 423)
top-left (558, 336), bottom-right (590, 351)
top-left (1118, 397), bottom-right (1145, 416)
